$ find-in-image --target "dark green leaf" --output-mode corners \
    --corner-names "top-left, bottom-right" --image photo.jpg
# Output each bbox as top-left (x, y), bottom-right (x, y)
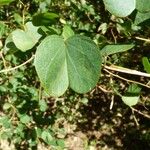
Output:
top-left (142, 57), bottom-right (150, 73)
top-left (100, 44), bottom-right (134, 56)
top-left (32, 12), bottom-right (59, 26)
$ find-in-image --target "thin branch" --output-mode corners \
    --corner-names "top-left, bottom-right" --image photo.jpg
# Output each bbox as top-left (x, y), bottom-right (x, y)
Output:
top-left (135, 37), bottom-right (150, 43)
top-left (131, 107), bottom-right (150, 119)
top-left (104, 65), bottom-right (150, 78)
top-left (0, 55), bottom-right (34, 74)
top-left (103, 69), bottom-right (150, 89)
top-left (97, 85), bottom-right (113, 93)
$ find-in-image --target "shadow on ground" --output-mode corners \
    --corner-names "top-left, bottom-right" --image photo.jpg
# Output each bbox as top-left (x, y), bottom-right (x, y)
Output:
top-left (74, 89), bottom-right (150, 150)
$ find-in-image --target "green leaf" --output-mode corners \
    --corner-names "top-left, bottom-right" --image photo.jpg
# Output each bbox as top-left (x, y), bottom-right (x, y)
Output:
top-left (100, 44), bottom-right (134, 56)
top-left (32, 12), bottom-right (59, 26)
top-left (39, 99), bottom-right (48, 112)
top-left (20, 114), bottom-right (31, 124)
top-left (122, 84), bottom-right (141, 106)
top-left (142, 57), bottom-right (150, 73)
top-left (134, 11), bottom-right (150, 25)
top-left (12, 22), bottom-right (41, 52)
top-left (103, 0), bottom-right (136, 17)
top-left (0, 0), bottom-right (14, 5)
top-left (3, 103), bottom-right (11, 110)
top-left (136, 0), bottom-right (150, 12)
top-left (62, 25), bottom-right (74, 40)
top-left (41, 130), bottom-right (57, 146)
top-left (127, 84), bottom-right (141, 95)
top-left (0, 22), bottom-right (6, 38)
top-left (122, 96), bottom-right (140, 107)
top-left (35, 35), bottom-right (101, 97)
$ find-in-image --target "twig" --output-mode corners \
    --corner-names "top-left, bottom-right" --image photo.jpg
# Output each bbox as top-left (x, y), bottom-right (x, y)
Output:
top-left (131, 109), bottom-right (139, 127)
top-left (103, 69), bottom-right (150, 89)
top-left (135, 37), bottom-right (150, 43)
top-left (97, 85), bottom-right (113, 93)
top-left (131, 107), bottom-right (150, 119)
top-left (104, 65), bottom-right (150, 78)
top-left (0, 55), bottom-right (34, 74)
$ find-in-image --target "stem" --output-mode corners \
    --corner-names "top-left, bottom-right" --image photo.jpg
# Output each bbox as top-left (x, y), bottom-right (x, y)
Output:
top-left (104, 65), bottom-right (150, 78)
top-left (103, 69), bottom-right (150, 89)
top-left (0, 55), bottom-right (34, 74)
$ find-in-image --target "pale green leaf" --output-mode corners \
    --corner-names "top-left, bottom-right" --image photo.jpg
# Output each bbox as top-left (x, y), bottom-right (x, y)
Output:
top-left (12, 29), bottom-right (34, 52)
top-left (35, 35), bottom-right (101, 97)
top-left (103, 0), bottom-right (136, 17)
top-left (62, 25), bottom-right (74, 40)
top-left (12, 22), bottom-right (41, 52)
top-left (122, 84), bottom-right (141, 107)
top-left (100, 44), bottom-right (134, 56)
top-left (122, 96), bottom-right (139, 107)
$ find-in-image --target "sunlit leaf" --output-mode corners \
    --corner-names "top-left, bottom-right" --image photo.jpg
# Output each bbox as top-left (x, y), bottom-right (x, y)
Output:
top-left (103, 0), bottom-right (136, 17)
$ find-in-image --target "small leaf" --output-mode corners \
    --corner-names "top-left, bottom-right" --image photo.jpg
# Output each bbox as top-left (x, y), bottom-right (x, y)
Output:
top-left (3, 103), bottom-right (11, 110)
top-left (35, 35), bottom-right (102, 97)
top-left (20, 114), bottom-right (31, 124)
top-left (41, 130), bottom-right (57, 146)
top-left (32, 12), bottom-right (59, 26)
top-left (136, 0), bottom-right (150, 12)
top-left (122, 96), bottom-right (139, 107)
top-left (122, 84), bottom-right (141, 107)
top-left (100, 44), bottom-right (134, 56)
top-left (103, 0), bottom-right (136, 17)
top-left (12, 22), bottom-right (41, 52)
top-left (39, 100), bottom-right (48, 112)
top-left (12, 29), bottom-right (34, 52)
top-left (62, 25), bottom-right (74, 40)
top-left (81, 98), bottom-right (88, 105)
top-left (127, 84), bottom-right (141, 95)
top-left (142, 57), bottom-right (150, 73)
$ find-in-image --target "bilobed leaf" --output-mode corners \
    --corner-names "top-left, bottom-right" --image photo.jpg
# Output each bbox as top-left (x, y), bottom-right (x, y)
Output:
top-left (134, 11), bottom-right (150, 25)
top-left (0, 0), bottom-right (14, 5)
top-left (34, 35), bottom-right (101, 97)
top-left (136, 0), bottom-right (150, 12)
top-left (100, 44), bottom-right (134, 56)
top-left (142, 57), bottom-right (150, 73)
top-left (12, 22), bottom-right (41, 52)
top-left (103, 0), bottom-right (136, 17)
